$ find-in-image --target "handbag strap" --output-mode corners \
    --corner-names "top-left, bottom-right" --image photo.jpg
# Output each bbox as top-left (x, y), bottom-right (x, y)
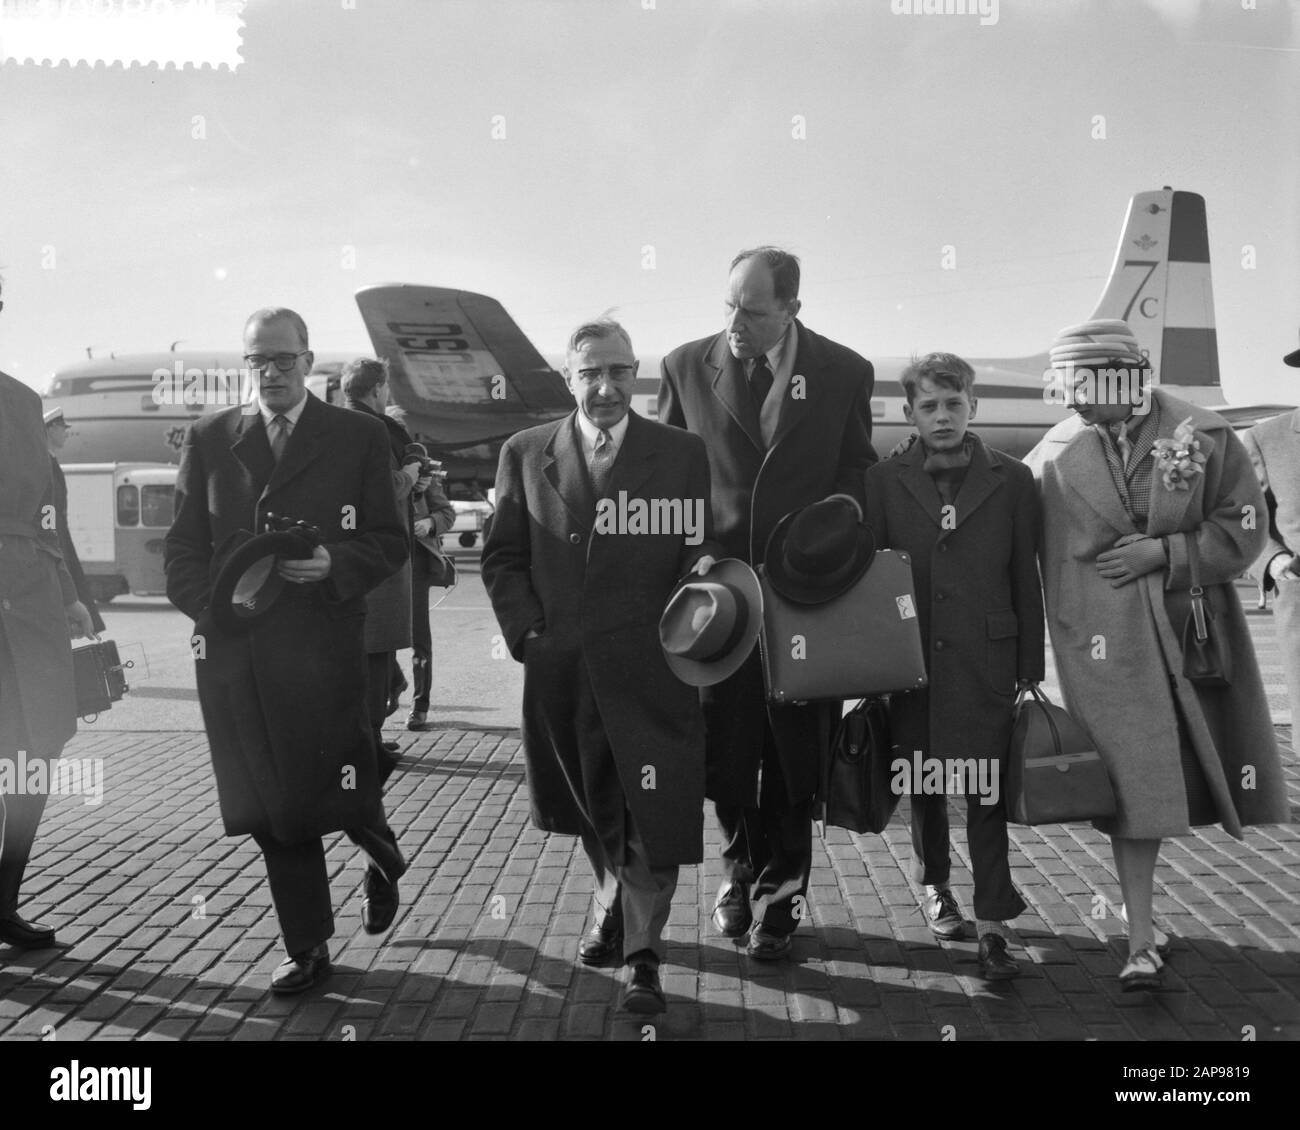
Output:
top-left (1185, 533), bottom-right (1210, 643)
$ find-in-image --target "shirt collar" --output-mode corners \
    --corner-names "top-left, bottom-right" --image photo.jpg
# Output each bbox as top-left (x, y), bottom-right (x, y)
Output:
top-left (575, 408), bottom-right (629, 450)
top-left (259, 390), bottom-right (310, 430)
top-left (745, 321), bottom-right (798, 384)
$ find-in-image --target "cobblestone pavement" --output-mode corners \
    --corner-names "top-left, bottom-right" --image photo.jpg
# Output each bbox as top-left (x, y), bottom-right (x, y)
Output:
top-left (1, 612), bottom-right (1296, 1042)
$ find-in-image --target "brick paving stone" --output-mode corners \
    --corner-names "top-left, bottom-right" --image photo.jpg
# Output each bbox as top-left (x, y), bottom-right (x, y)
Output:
top-left (1, 717), bottom-right (1297, 1043)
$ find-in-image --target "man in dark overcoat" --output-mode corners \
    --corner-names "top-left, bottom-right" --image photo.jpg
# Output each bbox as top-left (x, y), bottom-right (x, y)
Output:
top-left (0, 349), bottom-right (96, 948)
top-left (165, 308), bottom-right (408, 994)
top-left (658, 247), bottom-right (876, 959)
top-left (863, 353), bottom-right (1043, 979)
top-left (482, 317), bottom-right (720, 1014)
top-left (1242, 330), bottom-right (1300, 721)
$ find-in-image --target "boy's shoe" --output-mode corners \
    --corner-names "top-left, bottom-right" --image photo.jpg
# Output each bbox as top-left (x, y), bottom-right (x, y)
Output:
top-left (922, 889), bottom-right (966, 939)
top-left (977, 933), bottom-right (1020, 980)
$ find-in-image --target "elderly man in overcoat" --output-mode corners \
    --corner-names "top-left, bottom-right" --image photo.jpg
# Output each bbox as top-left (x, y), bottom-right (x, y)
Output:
top-left (0, 357), bottom-right (96, 949)
top-left (658, 247), bottom-right (876, 959)
top-left (1242, 333), bottom-right (1300, 721)
top-left (482, 317), bottom-right (720, 1014)
top-left (165, 308), bottom-right (409, 994)
top-left (1027, 339), bottom-right (1288, 988)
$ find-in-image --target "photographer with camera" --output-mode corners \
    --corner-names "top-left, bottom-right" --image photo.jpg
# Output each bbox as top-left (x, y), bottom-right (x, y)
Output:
top-left (341, 358), bottom-right (430, 780)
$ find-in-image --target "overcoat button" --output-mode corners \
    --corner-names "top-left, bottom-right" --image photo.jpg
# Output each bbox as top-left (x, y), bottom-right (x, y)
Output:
top-left (934, 639), bottom-right (945, 650)
top-left (1, 599), bottom-right (9, 612)
top-left (569, 533), bottom-right (581, 545)
top-left (937, 544), bottom-right (948, 553)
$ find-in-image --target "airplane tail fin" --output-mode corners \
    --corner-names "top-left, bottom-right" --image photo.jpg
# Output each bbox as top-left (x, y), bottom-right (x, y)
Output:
top-left (1088, 187), bottom-right (1219, 391)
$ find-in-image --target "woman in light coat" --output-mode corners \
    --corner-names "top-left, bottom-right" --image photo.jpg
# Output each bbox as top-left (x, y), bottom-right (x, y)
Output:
top-left (1026, 323), bottom-right (1289, 989)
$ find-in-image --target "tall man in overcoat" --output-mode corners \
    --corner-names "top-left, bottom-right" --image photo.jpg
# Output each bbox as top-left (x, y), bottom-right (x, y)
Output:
top-left (1242, 331), bottom-right (1300, 721)
top-left (482, 318), bottom-right (720, 1014)
top-left (658, 247), bottom-right (876, 959)
top-left (165, 308), bottom-right (409, 994)
top-left (0, 347), bottom-right (96, 948)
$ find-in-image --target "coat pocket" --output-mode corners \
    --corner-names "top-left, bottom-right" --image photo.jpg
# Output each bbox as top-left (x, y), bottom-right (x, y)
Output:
top-left (986, 608), bottom-right (1019, 697)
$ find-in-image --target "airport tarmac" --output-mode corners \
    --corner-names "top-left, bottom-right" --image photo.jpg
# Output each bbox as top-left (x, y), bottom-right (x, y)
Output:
top-left (1, 549), bottom-right (1295, 1043)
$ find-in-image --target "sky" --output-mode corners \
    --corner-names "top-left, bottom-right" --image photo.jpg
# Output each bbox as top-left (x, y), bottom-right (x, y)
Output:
top-left (1, 0), bottom-right (1298, 404)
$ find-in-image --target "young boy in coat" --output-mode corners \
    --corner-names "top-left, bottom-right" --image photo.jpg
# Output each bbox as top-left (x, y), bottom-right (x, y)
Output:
top-left (863, 353), bottom-right (1044, 979)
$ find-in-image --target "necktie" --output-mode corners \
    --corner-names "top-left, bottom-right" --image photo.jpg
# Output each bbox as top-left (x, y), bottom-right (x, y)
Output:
top-left (589, 428), bottom-right (615, 498)
top-left (749, 354), bottom-right (773, 407)
top-left (269, 414), bottom-right (289, 464)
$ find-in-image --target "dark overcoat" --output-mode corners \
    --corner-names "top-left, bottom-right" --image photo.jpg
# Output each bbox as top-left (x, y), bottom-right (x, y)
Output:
top-left (0, 373), bottom-right (76, 758)
top-left (164, 394), bottom-right (407, 841)
top-left (1242, 409), bottom-right (1300, 718)
top-left (345, 400), bottom-right (413, 654)
top-left (1025, 390), bottom-right (1288, 839)
top-left (862, 435), bottom-right (1045, 773)
top-left (50, 457), bottom-right (105, 634)
top-left (658, 322), bottom-right (877, 805)
top-left (481, 410), bottom-right (720, 867)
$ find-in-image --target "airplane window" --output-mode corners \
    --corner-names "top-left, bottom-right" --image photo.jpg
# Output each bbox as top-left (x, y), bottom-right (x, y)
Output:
top-left (141, 485), bottom-right (176, 528)
top-left (117, 485), bottom-right (140, 527)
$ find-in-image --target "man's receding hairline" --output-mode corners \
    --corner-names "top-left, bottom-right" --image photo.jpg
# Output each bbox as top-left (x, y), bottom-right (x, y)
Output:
top-left (245, 309), bottom-right (309, 349)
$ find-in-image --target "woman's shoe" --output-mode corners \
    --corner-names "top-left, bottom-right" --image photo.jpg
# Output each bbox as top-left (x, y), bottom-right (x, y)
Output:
top-left (1119, 903), bottom-right (1172, 957)
top-left (1119, 946), bottom-right (1164, 992)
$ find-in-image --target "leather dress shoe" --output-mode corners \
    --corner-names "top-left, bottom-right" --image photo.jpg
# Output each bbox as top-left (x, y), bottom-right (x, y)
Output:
top-left (578, 914), bottom-right (623, 966)
top-left (361, 865), bottom-right (400, 935)
top-left (712, 881), bottom-right (753, 938)
top-left (746, 924), bottom-right (793, 961)
top-left (622, 961), bottom-right (666, 1015)
top-left (381, 739), bottom-right (401, 754)
top-left (977, 933), bottom-right (1020, 980)
top-left (406, 710), bottom-right (432, 731)
top-left (271, 944), bottom-right (331, 994)
top-left (386, 673), bottom-right (408, 717)
top-left (0, 913), bottom-right (57, 950)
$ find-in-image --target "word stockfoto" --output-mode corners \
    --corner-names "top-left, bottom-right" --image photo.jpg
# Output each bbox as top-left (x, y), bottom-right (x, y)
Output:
top-left (593, 492), bottom-right (706, 545)
top-left (0, 752), bottom-right (103, 806)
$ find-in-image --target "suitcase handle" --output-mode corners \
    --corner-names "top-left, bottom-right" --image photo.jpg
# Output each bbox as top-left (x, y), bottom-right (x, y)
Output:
top-left (1012, 683), bottom-right (1065, 760)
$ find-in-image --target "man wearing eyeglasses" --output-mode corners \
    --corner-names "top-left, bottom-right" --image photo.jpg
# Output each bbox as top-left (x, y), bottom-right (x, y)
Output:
top-left (482, 318), bottom-right (720, 1015)
top-left (165, 307), bottom-right (409, 995)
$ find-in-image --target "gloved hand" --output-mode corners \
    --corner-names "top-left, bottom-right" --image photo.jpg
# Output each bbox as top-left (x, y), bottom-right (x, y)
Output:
top-left (1096, 533), bottom-right (1166, 588)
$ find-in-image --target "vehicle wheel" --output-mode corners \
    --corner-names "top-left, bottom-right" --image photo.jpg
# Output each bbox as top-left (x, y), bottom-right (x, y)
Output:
top-left (458, 532), bottom-right (477, 548)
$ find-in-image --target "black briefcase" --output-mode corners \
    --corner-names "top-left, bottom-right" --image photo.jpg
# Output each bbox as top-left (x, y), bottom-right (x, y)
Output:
top-left (72, 639), bottom-right (130, 720)
top-left (820, 696), bottom-right (900, 834)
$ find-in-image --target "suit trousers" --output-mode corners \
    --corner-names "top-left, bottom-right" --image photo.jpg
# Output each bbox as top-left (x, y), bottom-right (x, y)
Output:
top-left (909, 791), bottom-right (1027, 922)
top-left (410, 549), bottom-right (434, 713)
top-left (0, 755), bottom-right (55, 917)
top-left (580, 812), bottom-right (678, 964)
top-left (715, 726), bottom-right (813, 936)
top-left (254, 816), bottom-right (404, 957)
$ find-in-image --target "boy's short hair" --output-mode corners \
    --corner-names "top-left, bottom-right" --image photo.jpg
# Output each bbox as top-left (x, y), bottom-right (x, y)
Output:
top-left (899, 352), bottom-right (976, 403)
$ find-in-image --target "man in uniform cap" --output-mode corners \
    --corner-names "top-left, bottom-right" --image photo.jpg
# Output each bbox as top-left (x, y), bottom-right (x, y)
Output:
top-left (43, 407), bottom-right (105, 634)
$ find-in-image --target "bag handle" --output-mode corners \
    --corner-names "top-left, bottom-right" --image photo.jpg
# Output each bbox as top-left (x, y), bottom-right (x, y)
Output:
top-left (1012, 682), bottom-right (1064, 759)
top-left (1185, 533), bottom-right (1210, 643)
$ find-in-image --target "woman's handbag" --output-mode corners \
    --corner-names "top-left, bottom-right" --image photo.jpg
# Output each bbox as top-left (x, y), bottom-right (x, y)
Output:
top-left (820, 697), bottom-right (899, 834)
top-left (1004, 683), bottom-right (1117, 825)
top-left (72, 639), bottom-right (130, 721)
top-left (1181, 535), bottom-right (1232, 689)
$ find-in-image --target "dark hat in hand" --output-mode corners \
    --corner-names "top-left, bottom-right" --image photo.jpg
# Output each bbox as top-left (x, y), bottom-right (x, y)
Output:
top-left (763, 494), bottom-right (876, 605)
top-left (659, 559), bottom-right (763, 687)
top-left (208, 523), bottom-right (320, 635)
